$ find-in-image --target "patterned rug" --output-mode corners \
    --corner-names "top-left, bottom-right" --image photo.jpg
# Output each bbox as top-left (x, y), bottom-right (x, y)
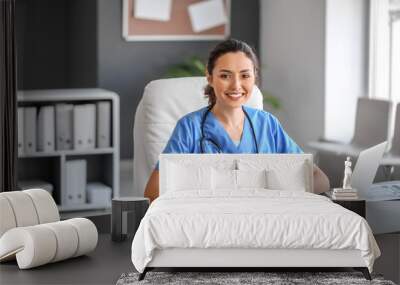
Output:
top-left (116, 271), bottom-right (396, 285)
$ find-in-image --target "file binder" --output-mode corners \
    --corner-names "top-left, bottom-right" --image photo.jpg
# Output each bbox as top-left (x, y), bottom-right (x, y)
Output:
top-left (87, 182), bottom-right (112, 207)
top-left (18, 107), bottom-right (24, 156)
top-left (55, 104), bottom-right (73, 150)
top-left (64, 159), bottom-right (87, 205)
top-left (96, 101), bottom-right (111, 148)
top-left (23, 107), bottom-right (37, 154)
top-left (37, 106), bottom-right (55, 152)
top-left (74, 104), bottom-right (96, 150)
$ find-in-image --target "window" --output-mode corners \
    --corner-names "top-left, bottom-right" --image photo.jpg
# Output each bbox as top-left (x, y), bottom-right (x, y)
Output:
top-left (369, 0), bottom-right (400, 145)
top-left (390, 9), bottom-right (400, 102)
top-left (369, 0), bottom-right (400, 102)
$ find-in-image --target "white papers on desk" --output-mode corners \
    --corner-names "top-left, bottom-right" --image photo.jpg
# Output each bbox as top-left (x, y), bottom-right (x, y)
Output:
top-left (37, 106), bottom-right (55, 152)
top-left (55, 104), bottom-right (73, 150)
top-left (188, 0), bottom-right (227, 33)
top-left (64, 159), bottom-right (87, 205)
top-left (134, 0), bottom-right (172, 21)
top-left (364, 181), bottom-right (400, 201)
top-left (73, 104), bottom-right (96, 150)
top-left (96, 101), bottom-right (111, 148)
top-left (23, 107), bottom-right (37, 154)
top-left (18, 107), bottom-right (24, 155)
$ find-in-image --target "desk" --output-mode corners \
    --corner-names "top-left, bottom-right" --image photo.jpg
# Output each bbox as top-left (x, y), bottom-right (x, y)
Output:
top-left (324, 191), bottom-right (366, 218)
top-left (332, 199), bottom-right (366, 218)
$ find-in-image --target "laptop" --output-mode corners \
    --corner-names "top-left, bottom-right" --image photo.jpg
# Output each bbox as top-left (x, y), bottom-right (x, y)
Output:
top-left (350, 141), bottom-right (400, 234)
top-left (351, 141), bottom-right (388, 198)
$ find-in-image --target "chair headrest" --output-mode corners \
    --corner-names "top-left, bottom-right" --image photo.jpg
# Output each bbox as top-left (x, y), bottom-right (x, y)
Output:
top-left (141, 77), bottom-right (263, 124)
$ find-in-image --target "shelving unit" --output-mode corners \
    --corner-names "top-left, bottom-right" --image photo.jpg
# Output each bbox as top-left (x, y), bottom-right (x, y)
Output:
top-left (17, 89), bottom-right (120, 213)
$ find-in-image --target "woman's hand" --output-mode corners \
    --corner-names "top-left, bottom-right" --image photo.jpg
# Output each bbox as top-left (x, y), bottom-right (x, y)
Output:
top-left (313, 165), bottom-right (330, 194)
top-left (144, 170), bottom-right (159, 203)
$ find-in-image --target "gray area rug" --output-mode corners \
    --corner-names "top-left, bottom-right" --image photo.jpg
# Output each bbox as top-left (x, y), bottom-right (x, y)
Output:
top-left (116, 271), bottom-right (396, 285)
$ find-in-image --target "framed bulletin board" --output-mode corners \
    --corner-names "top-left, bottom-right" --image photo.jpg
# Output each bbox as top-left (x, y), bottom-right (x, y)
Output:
top-left (122, 0), bottom-right (231, 41)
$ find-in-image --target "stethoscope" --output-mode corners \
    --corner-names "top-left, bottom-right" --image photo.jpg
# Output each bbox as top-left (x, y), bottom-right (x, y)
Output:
top-left (200, 106), bottom-right (259, 153)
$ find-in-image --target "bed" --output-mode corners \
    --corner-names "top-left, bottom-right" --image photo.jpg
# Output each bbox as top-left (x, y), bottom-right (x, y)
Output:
top-left (131, 154), bottom-right (380, 280)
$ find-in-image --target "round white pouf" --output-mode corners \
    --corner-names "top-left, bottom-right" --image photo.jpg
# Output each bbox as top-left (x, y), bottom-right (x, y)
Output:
top-left (24, 189), bottom-right (59, 224)
top-left (66, 218), bottom-right (98, 257)
top-left (42, 221), bottom-right (79, 262)
top-left (0, 218), bottom-right (98, 269)
top-left (0, 196), bottom-right (17, 237)
top-left (0, 225), bottom-right (57, 269)
top-left (1, 191), bottom-right (39, 227)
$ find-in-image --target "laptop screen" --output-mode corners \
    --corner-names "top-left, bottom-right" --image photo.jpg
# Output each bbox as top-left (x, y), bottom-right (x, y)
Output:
top-left (351, 142), bottom-right (387, 197)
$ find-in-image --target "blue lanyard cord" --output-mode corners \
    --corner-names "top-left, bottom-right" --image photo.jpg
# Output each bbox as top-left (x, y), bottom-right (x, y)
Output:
top-left (200, 106), bottom-right (259, 153)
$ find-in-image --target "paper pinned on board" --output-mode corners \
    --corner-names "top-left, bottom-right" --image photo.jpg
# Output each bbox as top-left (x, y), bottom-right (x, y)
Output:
top-left (134, 0), bottom-right (172, 22)
top-left (188, 0), bottom-right (227, 33)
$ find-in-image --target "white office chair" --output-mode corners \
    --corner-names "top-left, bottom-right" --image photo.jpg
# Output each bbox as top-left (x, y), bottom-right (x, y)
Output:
top-left (309, 97), bottom-right (391, 157)
top-left (381, 102), bottom-right (400, 166)
top-left (132, 77), bottom-right (264, 196)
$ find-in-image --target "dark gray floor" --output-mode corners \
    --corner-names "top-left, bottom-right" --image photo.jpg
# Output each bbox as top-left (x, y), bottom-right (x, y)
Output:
top-left (0, 234), bottom-right (134, 285)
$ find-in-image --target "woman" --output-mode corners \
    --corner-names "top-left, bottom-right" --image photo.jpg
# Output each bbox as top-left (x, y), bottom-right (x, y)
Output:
top-left (145, 39), bottom-right (329, 202)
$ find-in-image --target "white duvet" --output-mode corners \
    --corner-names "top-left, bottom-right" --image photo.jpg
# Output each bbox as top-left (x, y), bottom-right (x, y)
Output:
top-left (131, 190), bottom-right (380, 273)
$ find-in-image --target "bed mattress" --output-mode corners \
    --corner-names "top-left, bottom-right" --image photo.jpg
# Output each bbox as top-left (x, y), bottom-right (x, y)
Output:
top-left (131, 190), bottom-right (380, 273)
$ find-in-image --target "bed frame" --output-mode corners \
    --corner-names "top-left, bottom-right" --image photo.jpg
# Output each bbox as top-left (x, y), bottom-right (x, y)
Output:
top-left (138, 248), bottom-right (371, 281)
top-left (138, 154), bottom-right (372, 281)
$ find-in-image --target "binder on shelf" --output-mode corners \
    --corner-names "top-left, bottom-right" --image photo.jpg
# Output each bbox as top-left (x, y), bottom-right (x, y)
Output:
top-left (87, 182), bottom-right (112, 207)
top-left (96, 101), bottom-right (111, 148)
top-left (74, 104), bottom-right (96, 150)
top-left (23, 107), bottom-right (37, 154)
top-left (55, 104), bottom-right (73, 150)
top-left (37, 106), bottom-right (55, 152)
top-left (17, 89), bottom-right (119, 213)
top-left (64, 159), bottom-right (87, 205)
top-left (18, 107), bottom-right (24, 156)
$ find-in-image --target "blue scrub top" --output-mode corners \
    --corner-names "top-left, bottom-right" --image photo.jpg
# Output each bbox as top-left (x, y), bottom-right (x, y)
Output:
top-left (155, 106), bottom-right (303, 170)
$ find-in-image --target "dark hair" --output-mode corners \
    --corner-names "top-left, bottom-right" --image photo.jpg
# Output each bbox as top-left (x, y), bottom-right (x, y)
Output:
top-left (204, 39), bottom-right (259, 106)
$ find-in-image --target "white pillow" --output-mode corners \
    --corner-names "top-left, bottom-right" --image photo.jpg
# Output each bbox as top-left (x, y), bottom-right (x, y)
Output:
top-left (237, 169), bottom-right (268, 189)
top-left (212, 168), bottom-right (236, 190)
top-left (166, 162), bottom-right (212, 192)
top-left (211, 168), bottom-right (268, 190)
top-left (267, 161), bottom-right (307, 191)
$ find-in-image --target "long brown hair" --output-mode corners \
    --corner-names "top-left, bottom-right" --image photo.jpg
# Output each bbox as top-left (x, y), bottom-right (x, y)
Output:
top-left (205, 39), bottom-right (259, 107)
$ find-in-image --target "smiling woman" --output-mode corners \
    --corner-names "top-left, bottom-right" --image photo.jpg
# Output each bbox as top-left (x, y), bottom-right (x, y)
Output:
top-left (144, 39), bottom-right (330, 202)
top-left (206, 51), bottom-right (256, 142)
top-left (204, 39), bottom-right (259, 108)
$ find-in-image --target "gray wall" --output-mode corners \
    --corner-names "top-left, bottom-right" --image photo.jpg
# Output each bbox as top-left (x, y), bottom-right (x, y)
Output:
top-left (16, 0), bottom-right (260, 159)
top-left (260, 0), bottom-right (326, 152)
top-left (16, 0), bottom-right (97, 89)
top-left (67, 0), bottom-right (98, 87)
top-left (260, 0), bottom-right (369, 150)
top-left (16, 0), bottom-right (69, 89)
top-left (325, 0), bottom-right (369, 142)
top-left (96, 0), bottom-right (260, 158)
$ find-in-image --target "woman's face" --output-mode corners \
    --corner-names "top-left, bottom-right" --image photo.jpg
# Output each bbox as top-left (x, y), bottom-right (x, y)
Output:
top-left (207, 51), bottom-right (256, 110)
